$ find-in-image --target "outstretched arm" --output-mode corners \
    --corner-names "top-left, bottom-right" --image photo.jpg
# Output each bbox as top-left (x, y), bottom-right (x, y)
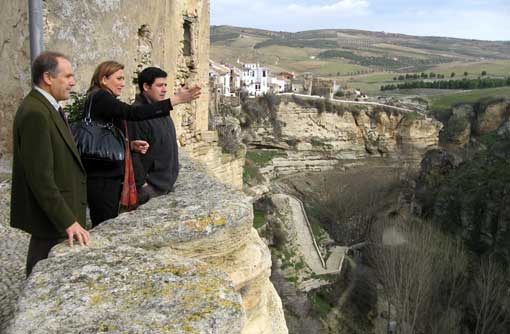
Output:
top-left (170, 85), bottom-right (201, 106)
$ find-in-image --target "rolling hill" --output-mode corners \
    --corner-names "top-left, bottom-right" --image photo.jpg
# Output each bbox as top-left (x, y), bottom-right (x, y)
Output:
top-left (210, 25), bottom-right (510, 98)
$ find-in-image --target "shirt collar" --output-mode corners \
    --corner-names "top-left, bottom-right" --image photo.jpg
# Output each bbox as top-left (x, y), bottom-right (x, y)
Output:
top-left (34, 86), bottom-right (61, 111)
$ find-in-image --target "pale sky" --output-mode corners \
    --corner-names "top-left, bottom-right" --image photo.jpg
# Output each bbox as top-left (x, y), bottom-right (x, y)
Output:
top-left (211, 0), bottom-right (510, 41)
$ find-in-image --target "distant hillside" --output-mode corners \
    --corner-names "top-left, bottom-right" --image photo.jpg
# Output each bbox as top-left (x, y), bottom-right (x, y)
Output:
top-left (212, 25), bottom-right (510, 60)
top-left (211, 25), bottom-right (510, 77)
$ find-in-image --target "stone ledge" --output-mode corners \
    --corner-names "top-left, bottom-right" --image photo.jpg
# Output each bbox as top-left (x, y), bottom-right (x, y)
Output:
top-left (6, 154), bottom-right (257, 334)
top-left (8, 246), bottom-right (244, 334)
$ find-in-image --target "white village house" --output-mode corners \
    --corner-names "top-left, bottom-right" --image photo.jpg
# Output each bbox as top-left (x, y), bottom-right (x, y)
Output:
top-left (209, 60), bottom-right (294, 96)
top-left (241, 63), bottom-right (270, 96)
top-left (209, 60), bottom-right (233, 96)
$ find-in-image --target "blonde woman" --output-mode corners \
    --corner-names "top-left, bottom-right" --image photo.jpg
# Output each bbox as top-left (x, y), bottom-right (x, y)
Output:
top-left (83, 61), bottom-right (174, 226)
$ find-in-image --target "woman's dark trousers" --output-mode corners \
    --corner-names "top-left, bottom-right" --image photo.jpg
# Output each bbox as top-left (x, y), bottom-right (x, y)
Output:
top-left (87, 177), bottom-right (122, 227)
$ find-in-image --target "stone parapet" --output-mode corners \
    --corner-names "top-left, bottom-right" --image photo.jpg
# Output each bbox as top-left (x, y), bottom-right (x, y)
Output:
top-left (5, 154), bottom-right (287, 334)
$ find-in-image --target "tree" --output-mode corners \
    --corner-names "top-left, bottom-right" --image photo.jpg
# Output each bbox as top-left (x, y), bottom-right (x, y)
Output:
top-left (369, 219), bottom-right (469, 334)
top-left (313, 170), bottom-right (400, 244)
top-left (469, 255), bottom-right (510, 334)
top-left (451, 72), bottom-right (456, 78)
top-left (481, 70), bottom-right (487, 76)
top-left (464, 71), bottom-right (469, 77)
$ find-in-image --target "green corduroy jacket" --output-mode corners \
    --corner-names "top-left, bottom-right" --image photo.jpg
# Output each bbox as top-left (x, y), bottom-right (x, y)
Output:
top-left (10, 89), bottom-right (90, 238)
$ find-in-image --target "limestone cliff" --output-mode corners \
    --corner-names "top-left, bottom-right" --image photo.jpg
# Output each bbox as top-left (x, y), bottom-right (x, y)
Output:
top-left (237, 95), bottom-right (442, 178)
top-left (3, 154), bottom-right (287, 333)
top-left (438, 99), bottom-right (510, 148)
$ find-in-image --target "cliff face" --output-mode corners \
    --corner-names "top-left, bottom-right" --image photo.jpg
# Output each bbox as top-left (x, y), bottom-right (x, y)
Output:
top-left (241, 96), bottom-right (442, 177)
top-left (439, 99), bottom-right (510, 148)
top-left (3, 154), bottom-right (287, 333)
top-left (414, 100), bottom-right (510, 261)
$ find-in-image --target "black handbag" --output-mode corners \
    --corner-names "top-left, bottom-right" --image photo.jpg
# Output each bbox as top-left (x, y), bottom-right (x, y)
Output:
top-left (72, 94), bottom-right (126, 161)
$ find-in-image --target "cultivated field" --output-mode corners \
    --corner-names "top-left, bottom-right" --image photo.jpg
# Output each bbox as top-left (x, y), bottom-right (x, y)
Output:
top-left (211, 25), bottom-right (510, 107)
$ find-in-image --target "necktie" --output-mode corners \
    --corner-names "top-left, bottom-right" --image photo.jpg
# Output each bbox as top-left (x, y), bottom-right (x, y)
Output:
top-left (58, 107), bottom-right (73, 136)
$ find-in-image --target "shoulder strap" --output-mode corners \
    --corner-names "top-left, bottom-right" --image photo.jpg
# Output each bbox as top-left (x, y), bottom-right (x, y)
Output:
top-left (84, 93), bottom-right (94, 122)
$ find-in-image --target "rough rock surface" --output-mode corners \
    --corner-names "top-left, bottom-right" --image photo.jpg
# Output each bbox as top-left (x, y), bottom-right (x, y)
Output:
top-left (0, 1), bottom-right (31, 156)
top-left (0, 179), bottom-right (30, 332)
top-left (413, 149), bottom-right (463, 216)
top-left (8, 247), bottom-right (244, 334)
top-left (3, 154), bottom-right (287, 334)
top-left (246, 98), bottom-right (441, 178)
top-left (440, 104), bottom-right (474, 147)
top-left (474, 100), bottom-right (510, 136)
top-left (440, 100), bottom-right (510, 149)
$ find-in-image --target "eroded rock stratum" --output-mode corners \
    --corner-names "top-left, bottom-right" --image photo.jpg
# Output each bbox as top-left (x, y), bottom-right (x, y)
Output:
top-left (4, 155), bottom-right (287, 334)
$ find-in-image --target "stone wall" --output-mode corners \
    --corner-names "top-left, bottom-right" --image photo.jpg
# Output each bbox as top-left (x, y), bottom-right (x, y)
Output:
top-left (0, 0), bottom-right (243, 187)
top-left (3, 154), bottom-right (287, 333)
top-left (0, 1), bottom-right (31, 157)
top-left (42, 0), bottom-right (210, 143)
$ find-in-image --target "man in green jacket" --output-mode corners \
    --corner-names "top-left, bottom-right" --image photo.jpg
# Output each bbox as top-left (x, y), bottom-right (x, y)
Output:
top-left (10, 51), bottom-right (91, 277)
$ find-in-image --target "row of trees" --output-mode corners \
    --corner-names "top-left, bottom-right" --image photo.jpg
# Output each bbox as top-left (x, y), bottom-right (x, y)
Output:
top-left (381, 77), bottom-right (510, 91)
top-left (393, 71), bottom-right (487, 81)
top-left (317, 50), bottom-right (449, 69)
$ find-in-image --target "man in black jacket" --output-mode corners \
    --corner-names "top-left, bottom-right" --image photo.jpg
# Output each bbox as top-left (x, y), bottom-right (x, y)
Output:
top-left (129, 67), bottom-right (200, 203)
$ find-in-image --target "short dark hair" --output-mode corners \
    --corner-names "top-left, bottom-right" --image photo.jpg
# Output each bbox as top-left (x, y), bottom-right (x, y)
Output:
top-left (138, 67), bottom-right (167, 92)
top-left (32, 51), bottom-right (68, 85)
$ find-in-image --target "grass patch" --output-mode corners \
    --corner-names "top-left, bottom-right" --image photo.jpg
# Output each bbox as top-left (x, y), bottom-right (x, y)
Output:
top-left (402, 111), bottom-right (425, 123)
top-left (253, 208), bottom-right (267, 229)
top-left (478, 131), bottom-right (500, 148)
top-left (245, 149), bottom-right (286, 166)
top-left (294, 259), bottom-right (306, 271)
top-left (286, 276), bottom-right (299, 283)
top-left (243, 159), bottom-right (263, 184)
top-left (427, 87), bottom-right (510, 111)
top-left (311, 222), bottom-right (328, 243)
top-left (310, 292), bottom-right (333, 316)
top-left (430, 60), bottom-right (510, 77)
top-left (317, 61), bottom-right (367, 76)
top-left (310, 137), bottom-right (325, 147)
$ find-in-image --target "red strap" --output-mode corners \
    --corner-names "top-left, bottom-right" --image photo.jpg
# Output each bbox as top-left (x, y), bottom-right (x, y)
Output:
top-left (120, 121), bottom-right (138, 210)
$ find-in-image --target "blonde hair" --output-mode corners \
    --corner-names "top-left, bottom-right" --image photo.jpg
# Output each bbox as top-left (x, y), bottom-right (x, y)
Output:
top-left (88, 60), bottom-right (125, 94)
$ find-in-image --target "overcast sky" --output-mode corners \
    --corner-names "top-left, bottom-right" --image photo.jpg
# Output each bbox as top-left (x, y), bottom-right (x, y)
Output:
top-left (211, 0), bottom-right (510, 41)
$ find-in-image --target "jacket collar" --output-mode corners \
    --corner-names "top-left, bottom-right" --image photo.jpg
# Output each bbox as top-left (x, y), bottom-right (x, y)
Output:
top-left (134, 93), bottom-right (150, 105)
top-left (33, 86), bottom-right (61, 111)
top-left (29, 89), bottom-right (86, 173)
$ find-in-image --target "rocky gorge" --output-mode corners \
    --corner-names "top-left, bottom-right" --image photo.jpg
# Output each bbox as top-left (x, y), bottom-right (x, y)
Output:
top-left (215, 94), bottom-right (443, 184)
top-left (214, 93), bottom-right (510, 333)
